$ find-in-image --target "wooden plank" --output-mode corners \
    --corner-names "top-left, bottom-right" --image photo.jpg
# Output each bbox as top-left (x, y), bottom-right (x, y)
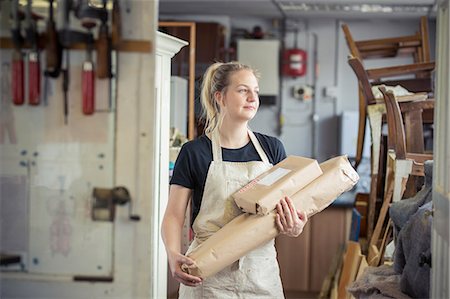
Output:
top-left (337, 241), bottom-right (362, 299)
top-left (0, 37), bottom-right (152, 53)
top-left (366, 62), bottom-right (435, 80)
top-left (319, 245), bottom-right (345, 299)
top-left (355, 35), bottom-right (420, 48)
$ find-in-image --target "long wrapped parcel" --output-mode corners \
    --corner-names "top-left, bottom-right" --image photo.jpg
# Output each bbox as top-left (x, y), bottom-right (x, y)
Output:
top-left (233, 155), bottom-right (323, 215)
top-left (182, 155), bottom-right (359, 279)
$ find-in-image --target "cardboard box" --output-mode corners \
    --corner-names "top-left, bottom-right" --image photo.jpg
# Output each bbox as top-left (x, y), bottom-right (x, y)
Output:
top-left (233, 155), bottom-right (322, 215)
top-left (183, 155), bottom-right (359, 279)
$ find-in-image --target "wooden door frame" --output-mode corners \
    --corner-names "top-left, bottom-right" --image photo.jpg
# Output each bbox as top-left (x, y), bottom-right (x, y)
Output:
top-left (158, 22), bottom-right (197, 140)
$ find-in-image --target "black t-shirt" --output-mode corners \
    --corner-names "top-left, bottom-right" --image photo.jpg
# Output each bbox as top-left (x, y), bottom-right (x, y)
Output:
top-left (170, 132), bottom-right (287, 224)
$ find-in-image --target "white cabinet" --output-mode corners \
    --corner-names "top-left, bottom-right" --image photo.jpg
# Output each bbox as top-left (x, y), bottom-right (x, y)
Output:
top-left (153, 31), bottom-right (188, 299)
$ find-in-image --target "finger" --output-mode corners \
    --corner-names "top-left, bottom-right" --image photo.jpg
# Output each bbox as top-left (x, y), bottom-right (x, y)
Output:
top-left (286, 197), bottom-right (300, 224)
top-left (176, 269), bottom-right (202, 283)
top-left (286, 197), bottom-right (298, 219)
top-left (178, 277), bottom-right (202, 287)
top-left (297, 210), bottom-right (307, 222)
top-left (175, 271), bottom-right (202, 286)
top-left (178, 255), bottom-right (195, 266)
top-left (277, 203), bottom-right (287, 228)
top-left (276, 213), bottom-right (284, 233)
top-left (281, 197), bottom-right (294, 227)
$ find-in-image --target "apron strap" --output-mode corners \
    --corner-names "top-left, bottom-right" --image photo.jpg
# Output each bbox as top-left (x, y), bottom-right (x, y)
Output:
top-left (248, 130), bottom-right (270, 165)
top-left (211, 129), bottom-right (223, 161)
top-left (211, 129), bottom-right (271, 165)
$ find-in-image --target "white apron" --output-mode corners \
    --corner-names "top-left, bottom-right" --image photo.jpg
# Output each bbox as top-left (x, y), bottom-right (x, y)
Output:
top-left (179, 129), bottom-right (284, 299)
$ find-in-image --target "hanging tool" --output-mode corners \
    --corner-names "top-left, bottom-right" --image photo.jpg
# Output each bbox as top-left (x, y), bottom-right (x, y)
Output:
top-left (44, 0), bottom-right (62, 78)
top-left (43, 0), bottom-right (62, 106)
top-left (10, 0), bottom-right (24, 105)
top-left (109, 0), bottom-right (121, 111)
top-left (96, 0), bottom-right (111, 79)
top-left (111, 0), bottom-right (122, 49)
top-left (80, 20), bottom-right (95, 115)
top-left (25, 0), bottom-right (41, 105)
top-left (74, 0), bottom-right (109, 112)
top-left (75, 0), bottom-right (110, 78)
top-left (59, 0), bottom-right (72, 124)
top-left (58, 0), bottom-right (93, 124)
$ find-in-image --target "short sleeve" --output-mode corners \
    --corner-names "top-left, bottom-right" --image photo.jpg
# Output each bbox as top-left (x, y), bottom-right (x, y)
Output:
top-left (274, 138), bottom-right (287, 164)
top-left (170, 144), bottom-right (194, 189)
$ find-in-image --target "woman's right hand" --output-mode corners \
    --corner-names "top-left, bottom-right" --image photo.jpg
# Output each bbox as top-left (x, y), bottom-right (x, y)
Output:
top-left (168, 251), bottom-right (203, 287)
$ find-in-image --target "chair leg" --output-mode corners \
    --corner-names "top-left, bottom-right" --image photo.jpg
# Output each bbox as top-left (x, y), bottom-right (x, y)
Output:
top-left (355, 90), bottom-right (367, 169)
top-left (369, 150), bottom-right (396, 263)
top-left (366, 104), bottom-right (385, 241)
top-left (367, 173), bottom-right (378, 244)
top-left (377, 219), bottom-right (393, 266)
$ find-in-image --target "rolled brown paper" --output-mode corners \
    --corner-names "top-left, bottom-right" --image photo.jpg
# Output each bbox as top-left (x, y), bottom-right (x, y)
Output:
top-left (233, 155), bottom-right (323, 215)
top-left (182, 155), bottom-right (359, 278)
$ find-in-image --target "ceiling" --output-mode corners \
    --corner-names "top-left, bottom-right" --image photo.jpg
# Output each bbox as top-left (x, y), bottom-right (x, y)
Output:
top-left (159, 0), bottom-right (438, 19)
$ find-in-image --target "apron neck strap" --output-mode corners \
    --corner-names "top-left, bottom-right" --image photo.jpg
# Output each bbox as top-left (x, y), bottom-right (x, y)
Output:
top-left (211, 129), bottom-right (270, 164)
top-left (211, 129), bottom-right (223, 161)
top-left (248, 130), bottom-right (270, 165)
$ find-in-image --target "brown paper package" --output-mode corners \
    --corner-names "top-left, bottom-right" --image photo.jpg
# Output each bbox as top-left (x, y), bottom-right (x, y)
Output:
top-left (182, 155), bottom-right (359, 279)
top-left (233, 155), bottom-right (323, 215)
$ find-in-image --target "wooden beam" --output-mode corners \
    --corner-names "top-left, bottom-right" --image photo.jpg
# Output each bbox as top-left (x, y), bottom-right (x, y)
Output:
top-left (0, 36), bottom-right (152, 53)
top-left (366, 62), bottom-right (435, 80)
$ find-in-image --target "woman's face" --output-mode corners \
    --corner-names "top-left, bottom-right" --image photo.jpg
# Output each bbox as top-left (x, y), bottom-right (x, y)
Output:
top-left (216, 69), bottom-right (260, 123)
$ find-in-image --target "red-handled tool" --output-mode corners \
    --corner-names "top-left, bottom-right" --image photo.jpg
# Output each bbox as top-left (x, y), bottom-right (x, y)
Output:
top-left (12, 51), bottom-right (24, 105)
top-left (82, 61), bottom-right (95, 115)
top-left (11, 0), bottom-right (24, 105)
top-left (81, 20), bottom-right (96, 115)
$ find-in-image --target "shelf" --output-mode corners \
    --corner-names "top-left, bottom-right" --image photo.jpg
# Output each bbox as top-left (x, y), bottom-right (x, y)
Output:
top-left (0, 36), bottom-right (152, 53)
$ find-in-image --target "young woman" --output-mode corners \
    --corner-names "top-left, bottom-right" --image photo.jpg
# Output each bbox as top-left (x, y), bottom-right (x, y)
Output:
top-left (161, 62), bottom-right (308, 298)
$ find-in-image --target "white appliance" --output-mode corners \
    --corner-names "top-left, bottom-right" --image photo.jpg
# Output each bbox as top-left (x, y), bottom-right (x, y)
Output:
top-left (237, 39), bottom-right (280, 96)
top-left (170, 76), bottom-right (188, 137)
top-left (340, 111), bottom-right (371, 158)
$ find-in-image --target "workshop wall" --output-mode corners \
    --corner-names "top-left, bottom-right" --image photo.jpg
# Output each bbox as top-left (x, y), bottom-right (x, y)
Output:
top-left (159, 13), bottom-right (436, 163)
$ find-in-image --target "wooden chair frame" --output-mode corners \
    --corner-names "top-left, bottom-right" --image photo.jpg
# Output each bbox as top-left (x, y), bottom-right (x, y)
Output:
top-left (367, 87), bottom-right (433, 266)
top-left (342, 18), bottom-right (433, 170)
top-left (342, 17), bottom-right (431, 62)
top-left (347, 55), bottom-right (434, 242)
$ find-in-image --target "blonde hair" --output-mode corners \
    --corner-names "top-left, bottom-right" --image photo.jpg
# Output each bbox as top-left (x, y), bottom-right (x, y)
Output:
top-left (200, 61), bottom-right (258, 133)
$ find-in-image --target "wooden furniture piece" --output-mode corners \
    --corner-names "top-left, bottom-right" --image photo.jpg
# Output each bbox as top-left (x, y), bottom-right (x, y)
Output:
top-left (337, 241), bottom-right (365, 299)
top-left (367, 87), bottom-right (433, 266)
top-left (158, 22), bottom-right (197, 140)
top-left (342, 17), bottom-right (431, 62)
top-left (347, 55), bottom-right (434, 243)
top-left (342, 17), bottom-right (433, 170)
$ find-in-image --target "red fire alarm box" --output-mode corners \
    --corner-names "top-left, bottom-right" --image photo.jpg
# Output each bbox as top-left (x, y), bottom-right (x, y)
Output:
top-left (283, 49), bottom-right (307, 77)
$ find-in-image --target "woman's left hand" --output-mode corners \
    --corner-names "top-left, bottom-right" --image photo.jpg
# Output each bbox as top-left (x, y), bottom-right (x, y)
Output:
top-left (276, 196), bottom-right (308, 237)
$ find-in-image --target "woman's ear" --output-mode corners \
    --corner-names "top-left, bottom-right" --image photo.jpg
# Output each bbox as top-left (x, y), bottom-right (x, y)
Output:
top-left (214, 91), bottom-right (224, 107)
